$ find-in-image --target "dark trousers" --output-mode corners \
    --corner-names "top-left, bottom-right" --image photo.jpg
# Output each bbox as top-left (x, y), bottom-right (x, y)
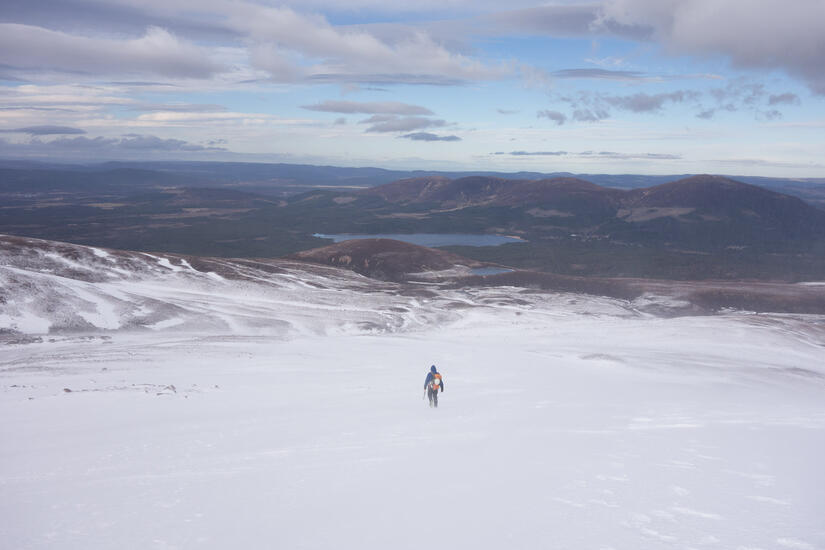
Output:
top-left (427, 387), bottom-right (439, 407)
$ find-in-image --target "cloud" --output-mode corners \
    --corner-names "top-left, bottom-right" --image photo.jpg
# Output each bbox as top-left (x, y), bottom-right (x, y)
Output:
top-left (595, 0), bottom-right (825, 95)
top-left (360, 115), bottom-right (446, 133)
top-left (709, 80), bottom-right (766, 106)
top-left (493, 150), bottom-right (680, 160)
top-left (757, 109), bottom-right (783, 121)
top-left (497, 151), bottom-right (568, 156)
top-left (399, 132), bottom-right (461, 142)
top-left (118, 134), bottom-right (225, 151)
top-left (131, 104), bottom-right (228, 113)
top-left (697, 79), bottom-right (795, 120)
top-left (497, 109), bottom-right (519, 115)
top-left (551, 68), bottom-right (647, 81)
top-left (552, 89), bottom-right (699, 121)
top-left (231, 5), bottom-right (509, 85)
top-left (484, 5), bottom-right (647, 39)
top-left (768, 93), bottom-right (801, 106)
top-left (302, 100), bottom-right (433, 115)
top-left (0, 125), bottom-right (86, 135)
top-left (580, 151), bottom-right (682, 160)
top-left (0, 24), bottom-right (224, 79)
top-left (35, 134), bottom-right (226, 152)
top-left (537, 110), bottom-right (567, 125)
top-left (572, 109), bottom-right (610, 122)
top-left (603, 91), bottom-right (698, 112)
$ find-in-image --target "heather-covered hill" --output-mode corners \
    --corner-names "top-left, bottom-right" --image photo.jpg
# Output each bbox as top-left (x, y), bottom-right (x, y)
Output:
top-left (288, 238), bottom-right (484, 281)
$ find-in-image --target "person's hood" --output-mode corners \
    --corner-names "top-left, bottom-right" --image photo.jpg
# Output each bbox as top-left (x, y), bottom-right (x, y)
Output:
top-left (430, 365), bottom-right (437, 373)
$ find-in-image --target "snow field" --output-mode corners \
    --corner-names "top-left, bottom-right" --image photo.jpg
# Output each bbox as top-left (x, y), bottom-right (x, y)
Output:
top-left (2, 305), bottom-right (825, 550)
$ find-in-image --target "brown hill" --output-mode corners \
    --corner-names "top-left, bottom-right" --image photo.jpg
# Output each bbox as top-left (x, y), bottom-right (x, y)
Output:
top-left (361, 175), bottom-right (452, 203)
top-left (613, 174), bottom-right (825, 244)
top-left (361, 175), bottom-right (620, 211)
top-left (288, 238), bottom-right (484, 281)
top-left (359, 174), bottom-right (825, 246)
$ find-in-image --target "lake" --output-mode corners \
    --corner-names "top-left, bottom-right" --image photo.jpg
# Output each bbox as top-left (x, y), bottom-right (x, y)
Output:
top-left (470, 267), bottom-right (514, 275)
top-left (313, 233), bottom-right (524, 247)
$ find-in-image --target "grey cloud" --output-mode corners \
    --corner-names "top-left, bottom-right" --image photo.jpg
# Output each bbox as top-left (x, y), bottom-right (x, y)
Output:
top-left (42, 134), bottom-right (226, 152)
top-left (580, 151), bottom-right (682, 160)
top-left (132, 103), bottom-right (228, 113)
top-left (701, 79), bottom-right (793, 119)
top-left (768, 93), bottom-right (800, 106)
top-left (361, 116), bottom-right (446, 133)
top-left (0, 125), bottom-right (86, 135)
top-left (494, 149), bottom-right (678, 159)
top-left (555, 89), bottom-right (701, 121)
top-left (0, 0), bottom-right (238, 43)
top-left (237, 6), bottom-right (508, 86)
top-left (572, 108), bottom-right (610, 122)
top-left (603, 91), bottom-right (698, 113)
top-left (537, 110), bottom-right (567, 125)
top-left (306, 73), bottom-right (468, 86)
top-left (709, 80), bottom-right (765, 104)
top-left (713, 157), bottom-right (825, 169)
top-left (0, 106), bottom-right (78, 113)
top-left (551, 68), bottom-right (646, 80)
top-left (333, 117), bottom-right (347, 125)
top-left (497, 109), bottom-right (519, 115)
top-left (399, 132), bottom-right (461, 142)
top-left (0, 72), bottom-right (26, 82)
top-left (505, 151), bottom-right (568, 156)
top-left (595, 0), bottom-right (825, 95)
top-left (0, 23), bottom-right (224, 79)
top-left (302, 100), bottom-right (434, 115)
top-left (359, 115), bottom-right (396, 124)
top-left (109, 81), bottom-right (179, 87)
top-left (757, 109), bottom-right (783, 121)
top-left (485, 5), bottom-right (649, 40)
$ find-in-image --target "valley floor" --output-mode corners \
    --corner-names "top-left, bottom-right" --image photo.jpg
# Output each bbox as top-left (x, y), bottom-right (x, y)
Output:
top-left (2, 301), bottom-right (825, 549)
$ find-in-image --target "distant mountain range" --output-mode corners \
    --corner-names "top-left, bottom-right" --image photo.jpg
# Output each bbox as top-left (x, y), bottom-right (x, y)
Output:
top-left (1, 160), bottom-right (825, 281)
top-left (339, 174), bottom-right (825, 249)
top-left (2, 159), bottom-right (825, 205)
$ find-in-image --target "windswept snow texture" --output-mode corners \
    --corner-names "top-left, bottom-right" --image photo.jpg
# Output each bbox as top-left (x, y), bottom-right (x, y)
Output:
top-left (1, 237), bottom-right (825, 549)
top-left (0, 236), bottom-right (457, 337)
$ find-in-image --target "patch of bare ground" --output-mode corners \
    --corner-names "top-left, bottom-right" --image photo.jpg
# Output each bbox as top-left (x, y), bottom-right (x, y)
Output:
top-left (526, 207), bottom-right (575, 218)
top-left (450, 271), bottom-right (642, 301)
top-left (624, 279), bottom-right (825, 314)
top-left (616, 207), bottom-right (695, 222)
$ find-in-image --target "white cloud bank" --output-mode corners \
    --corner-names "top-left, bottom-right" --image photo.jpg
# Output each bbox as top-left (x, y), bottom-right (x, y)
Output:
top-left (0, 24), bottom-right (223, 79)
top-left (596, 0), bottom-right (825, 95)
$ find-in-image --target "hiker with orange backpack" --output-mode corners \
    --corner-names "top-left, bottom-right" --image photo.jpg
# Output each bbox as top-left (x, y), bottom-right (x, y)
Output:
top-left (424, 365), bottom-right (444, 408)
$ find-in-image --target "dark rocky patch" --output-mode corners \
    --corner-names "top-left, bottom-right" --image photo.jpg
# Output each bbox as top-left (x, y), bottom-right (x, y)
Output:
top-left (451, 270), bottom-right (642, 301)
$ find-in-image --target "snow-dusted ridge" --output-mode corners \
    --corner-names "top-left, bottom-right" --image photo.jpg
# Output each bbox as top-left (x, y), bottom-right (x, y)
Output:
top-left (0, 234), bottom-right (477, 337)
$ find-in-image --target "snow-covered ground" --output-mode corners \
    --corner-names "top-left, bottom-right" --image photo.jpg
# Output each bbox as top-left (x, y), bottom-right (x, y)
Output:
top-left (2, 237), bottom-right (825, 549)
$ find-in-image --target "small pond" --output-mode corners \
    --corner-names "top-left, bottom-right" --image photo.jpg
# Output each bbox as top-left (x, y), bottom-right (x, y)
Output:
top-left (313, 233), bottom-right (524, 247)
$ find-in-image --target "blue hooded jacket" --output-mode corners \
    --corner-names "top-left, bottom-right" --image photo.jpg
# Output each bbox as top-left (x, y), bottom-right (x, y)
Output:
top-left (424, 365), bottom-right (444, 391)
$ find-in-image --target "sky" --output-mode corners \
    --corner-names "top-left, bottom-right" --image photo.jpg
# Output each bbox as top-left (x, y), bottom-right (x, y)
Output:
top-left (0, 0), bottom-right (824, 176)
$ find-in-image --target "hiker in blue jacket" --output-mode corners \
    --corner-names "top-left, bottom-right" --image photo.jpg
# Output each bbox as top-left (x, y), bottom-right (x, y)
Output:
top-left (424, 365), bottom-right (444, 408)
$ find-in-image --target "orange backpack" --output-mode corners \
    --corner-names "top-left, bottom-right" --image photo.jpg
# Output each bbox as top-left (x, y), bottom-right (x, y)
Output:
top-left (429, 373), bottom-right (442, 391)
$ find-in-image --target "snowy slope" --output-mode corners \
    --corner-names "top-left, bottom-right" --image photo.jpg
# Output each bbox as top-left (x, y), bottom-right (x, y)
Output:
top-left (1, 236), bottom-right (825, 550)
top-left (0, 235), bottom-right (464, 337)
